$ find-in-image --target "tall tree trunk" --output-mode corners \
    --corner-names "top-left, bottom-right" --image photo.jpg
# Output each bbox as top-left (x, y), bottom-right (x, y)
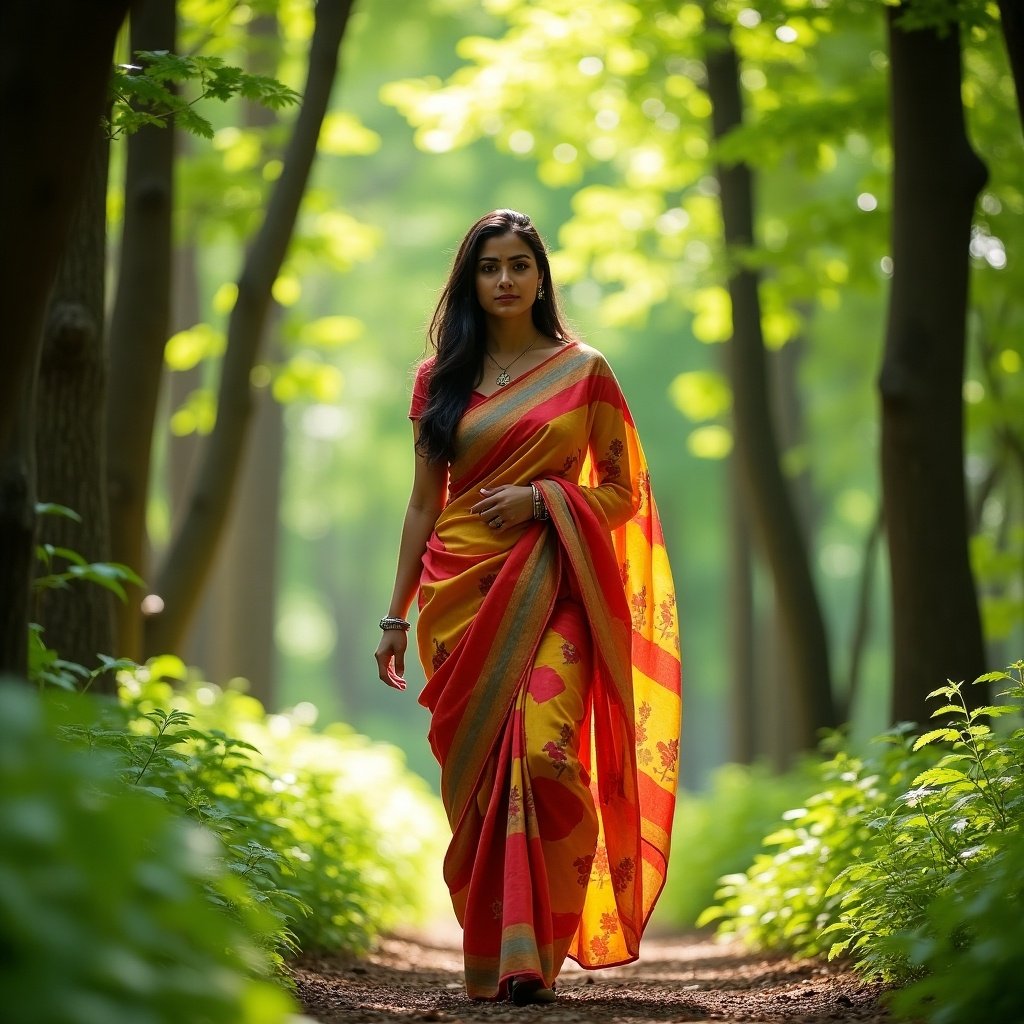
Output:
top-left (106, 0), bottom-right (177, 660)
top-left (881, 6), bottom-right (987, 724)
top-left (198, 12), bottom-right (286, 705)
top-left (0, 0), bottom-right (130, 675)
top-left (204, 365), bottom-right (284, 704)
top-left (727, 458), bottom-right (756, 763)
top-left (704, 17), bottom-right (837, 748)
top-left (35, 133), bottom-right (116, 680)
top-left (144, 0), bottom-right (357, 656)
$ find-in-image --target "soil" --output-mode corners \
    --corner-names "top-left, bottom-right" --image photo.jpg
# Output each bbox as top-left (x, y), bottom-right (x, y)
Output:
top-left (293, 922), bottom-right (893, 1024)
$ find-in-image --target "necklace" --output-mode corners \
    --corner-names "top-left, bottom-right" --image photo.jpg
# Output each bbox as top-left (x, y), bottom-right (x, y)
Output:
top-left (486, 337), bottom-right (540, 387)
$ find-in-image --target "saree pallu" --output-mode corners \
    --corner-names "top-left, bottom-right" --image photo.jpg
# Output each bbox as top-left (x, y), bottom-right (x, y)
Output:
top-left (415, 342), bottom-right (682, 999)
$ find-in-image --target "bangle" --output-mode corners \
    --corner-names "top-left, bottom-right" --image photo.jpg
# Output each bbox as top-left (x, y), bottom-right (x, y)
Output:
top-left (379, 616), bottom-right (410, 631)
top-left (531, 483), bottom-right (550, 521)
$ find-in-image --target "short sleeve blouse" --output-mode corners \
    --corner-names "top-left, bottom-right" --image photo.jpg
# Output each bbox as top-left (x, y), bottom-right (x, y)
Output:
top-left (409, 357), bottom-right (434, 420)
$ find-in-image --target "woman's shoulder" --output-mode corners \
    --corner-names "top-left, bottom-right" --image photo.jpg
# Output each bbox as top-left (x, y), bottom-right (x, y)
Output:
top-left (567, 340), bottom-right (616, 374)
top-left (413, 353), bottom-right (437, 377)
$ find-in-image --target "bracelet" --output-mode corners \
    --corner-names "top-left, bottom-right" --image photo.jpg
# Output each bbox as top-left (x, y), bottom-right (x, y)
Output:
top-left (531, 483), bottom-right (550, 521)
top-left (379, 616), bottom-right (411, 631)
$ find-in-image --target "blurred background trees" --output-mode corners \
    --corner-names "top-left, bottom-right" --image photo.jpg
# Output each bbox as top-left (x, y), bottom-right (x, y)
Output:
top-left (2, 0), bottom-right (1021, 785)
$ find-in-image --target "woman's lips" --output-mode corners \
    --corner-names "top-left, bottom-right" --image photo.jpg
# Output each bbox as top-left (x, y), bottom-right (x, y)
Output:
top-left (496, 295), bottom-right (519, 303)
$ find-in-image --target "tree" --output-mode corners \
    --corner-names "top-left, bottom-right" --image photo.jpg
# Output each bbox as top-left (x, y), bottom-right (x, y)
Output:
top-left (704, 16), bottom-right (836, 746)
top-left (106, 0), bottom-right (178, 660)
top-left (34, 133), bottom-right (117, 678)
top-left (881, 4), bottom-right (987, 723)
top-left (0, 0), bottom-right (130, 675)
top-left (143, 0), bottom-right (358, 656)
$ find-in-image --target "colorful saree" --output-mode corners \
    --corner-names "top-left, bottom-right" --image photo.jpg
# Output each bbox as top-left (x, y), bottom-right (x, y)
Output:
top-left (412, 341), bottom-right (682, 999)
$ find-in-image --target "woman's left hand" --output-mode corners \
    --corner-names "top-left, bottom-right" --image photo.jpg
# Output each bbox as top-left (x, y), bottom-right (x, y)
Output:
top-left (471, 484), bottom-right (535, 533)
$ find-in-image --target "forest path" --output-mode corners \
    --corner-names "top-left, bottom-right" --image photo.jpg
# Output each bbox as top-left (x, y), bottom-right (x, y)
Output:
top-left (294, 924), bottom-right (891, 1024)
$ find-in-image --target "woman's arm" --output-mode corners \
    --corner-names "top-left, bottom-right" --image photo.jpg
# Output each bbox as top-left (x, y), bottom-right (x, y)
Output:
top-left (374, 422), bottom-right (447, 690)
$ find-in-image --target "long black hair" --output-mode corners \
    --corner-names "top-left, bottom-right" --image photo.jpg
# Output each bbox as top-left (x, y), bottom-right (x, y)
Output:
top-left (416, 209), bottom-right (575, 464)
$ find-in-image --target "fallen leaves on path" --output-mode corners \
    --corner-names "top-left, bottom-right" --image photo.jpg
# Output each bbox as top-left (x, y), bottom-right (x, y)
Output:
top-left (294, 925), bottom-right (892, 1024)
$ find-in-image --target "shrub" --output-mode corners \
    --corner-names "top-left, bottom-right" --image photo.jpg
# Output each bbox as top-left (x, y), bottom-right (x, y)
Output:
top-left (698, 729), bottom-right (930, 957)
top-left (699, 662), bottom-right (1024, 1024)
top-left (826, 663), bottom-right (1024, 988)
top-left (115, 659), bottom-right (450, 954)
top-left (0, 680), bottom-right (296, 1024)
top-left (655, 759), bottom-right (821, 929)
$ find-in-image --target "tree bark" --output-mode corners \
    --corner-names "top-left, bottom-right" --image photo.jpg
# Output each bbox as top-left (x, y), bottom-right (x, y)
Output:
top-left (34, 133), bottom-right (116, 680)
top-left (727, 458), bottom-right (756, 763)
top-left (197, 11), bottom-right (287, 706)
top-left (106, 0), bottom-right (177, 660)
top-left (881, 6), bottom-right (987, 724)
top-left (144, 0), bottom-right (357, 656)
top-left (203, 366), bottom-right (284, 704)
top-left (0, 0), bottom-right (130, 675)
top-left (704, 19), bottom-right (837, 747)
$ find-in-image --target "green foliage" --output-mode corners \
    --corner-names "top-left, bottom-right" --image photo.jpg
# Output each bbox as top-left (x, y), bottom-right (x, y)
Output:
top-left (0, 680), bottom-right (295, 1024)
top-left (654, 760), bottom-right (821, 927)
top-left (113, 660), bottom-right (449, 954)
top-left (701, 663), bottom-right (1024, 1023)
top-left (825, 665), bottom-right (1024, 984)
top-left (698, 726), bottom-right (929, 955)
top-left (108, 49), bottom-right (300, 140)
top-left (887, 831), bottom-right (1024, 1024)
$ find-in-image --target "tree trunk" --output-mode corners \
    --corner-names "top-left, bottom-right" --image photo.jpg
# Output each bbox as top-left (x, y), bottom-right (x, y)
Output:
top-left (704, 17), bottom-right (837, 747)
top-left (0, 0), bottom-right (130, 675)
top-left (34, 133), bottom-right (116, 680)
top-left (106, 0), bottom-right (177, 660)
top-left (998, 0), bottom-right (1024, 133)
top-left (144, 0), bottom-right (357, 656)
top-left (197, 12), bottom-right (286, 705)
top-left (203, 366), bottom-right (284, 705)
top-left (727, 458), bottom-right (756, 763)
top-left (881, 7), bottom-right (988, 724)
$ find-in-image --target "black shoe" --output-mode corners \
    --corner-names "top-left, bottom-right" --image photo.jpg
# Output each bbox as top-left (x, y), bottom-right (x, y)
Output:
top-left (510, 977), bottom-right (557, 1006)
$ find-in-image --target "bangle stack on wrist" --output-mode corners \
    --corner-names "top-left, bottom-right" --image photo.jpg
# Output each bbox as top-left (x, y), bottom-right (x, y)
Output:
top-left (531, 483), bottom-right (550, 521)
top-left (379, 616), bottom-right (411, 631)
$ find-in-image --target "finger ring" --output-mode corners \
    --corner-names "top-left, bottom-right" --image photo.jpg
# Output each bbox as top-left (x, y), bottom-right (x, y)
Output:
top-left (491, 517), bottom-right (503, 529)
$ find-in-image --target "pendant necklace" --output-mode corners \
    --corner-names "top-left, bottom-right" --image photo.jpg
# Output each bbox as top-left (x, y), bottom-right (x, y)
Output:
top-left (487, 337), bottom-right (540, 387)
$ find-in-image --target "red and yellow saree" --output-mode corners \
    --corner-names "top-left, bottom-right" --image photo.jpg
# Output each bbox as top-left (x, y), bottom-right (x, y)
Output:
top-left (411, 341), bottom-right (681, 999)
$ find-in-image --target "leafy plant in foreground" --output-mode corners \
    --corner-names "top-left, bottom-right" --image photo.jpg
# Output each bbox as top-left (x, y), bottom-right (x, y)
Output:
top-left (826, 663), bottom-right (1024, 983)
top-left (0, 681), bottom-right (294, 1024)
top-left (698, 727), bottom-right (929, 957)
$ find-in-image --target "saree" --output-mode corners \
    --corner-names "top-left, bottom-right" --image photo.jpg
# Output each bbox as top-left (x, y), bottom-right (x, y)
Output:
top-left (411, 341), bottom-right (682, 999)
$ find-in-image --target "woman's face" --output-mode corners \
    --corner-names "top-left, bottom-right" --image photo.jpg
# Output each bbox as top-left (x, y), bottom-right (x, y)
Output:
top-left (474, 232), bottom-right (544, 321)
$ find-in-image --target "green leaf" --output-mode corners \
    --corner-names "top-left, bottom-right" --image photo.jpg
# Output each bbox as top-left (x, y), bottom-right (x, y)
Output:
top-left (911, 767), bottom-right (970, 787)
top-left (35, 502), bottom-right (82, 522)
top-left (912, 728), bottom-right (962, 751)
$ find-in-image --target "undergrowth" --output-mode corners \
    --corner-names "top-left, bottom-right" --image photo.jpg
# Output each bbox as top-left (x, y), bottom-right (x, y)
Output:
top-left (699, 662), bottom-right (1024, 1024)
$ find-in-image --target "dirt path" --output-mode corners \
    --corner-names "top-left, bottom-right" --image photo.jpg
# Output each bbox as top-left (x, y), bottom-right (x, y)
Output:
top-left (294, 925), bottom-right (891, 1024)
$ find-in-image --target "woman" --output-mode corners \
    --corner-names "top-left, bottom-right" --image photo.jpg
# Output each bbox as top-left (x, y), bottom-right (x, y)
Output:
top-left (374, 209), bottom-right (681, 1006)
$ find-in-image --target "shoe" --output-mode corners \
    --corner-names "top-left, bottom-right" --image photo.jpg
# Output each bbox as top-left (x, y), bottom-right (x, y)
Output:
top-left (509, 976), bottom-right (557, 1005)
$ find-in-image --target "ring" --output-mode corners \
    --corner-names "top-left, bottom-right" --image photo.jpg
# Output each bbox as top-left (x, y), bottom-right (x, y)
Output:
top-left (491, 517), bottom-right (504, 529)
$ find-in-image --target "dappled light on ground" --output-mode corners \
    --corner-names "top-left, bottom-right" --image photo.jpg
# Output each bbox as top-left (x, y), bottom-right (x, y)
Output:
top-left (294, 926), bottom-right (890, 1023)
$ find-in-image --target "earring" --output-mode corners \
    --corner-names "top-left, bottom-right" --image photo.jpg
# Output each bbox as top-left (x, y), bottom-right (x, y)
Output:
top-left (537, 283), bottom-right (546, 301)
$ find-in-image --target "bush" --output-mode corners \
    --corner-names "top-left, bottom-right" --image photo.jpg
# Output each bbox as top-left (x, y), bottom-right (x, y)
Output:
top-left (827, 664), bottom-right (1024, 992)
top-left (700, 661), bottom-right (1024, 1024)
top-left (654, 759), bottom-right (821, 929)
top-left (0, 680), bottom-right (296, 1024)
top-left (114, 658), bottom-right (450, 954)
top-left (697, 728), bottom-right (931, 957)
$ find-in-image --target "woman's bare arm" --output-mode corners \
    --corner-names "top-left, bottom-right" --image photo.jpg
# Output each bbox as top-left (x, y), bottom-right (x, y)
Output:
top-left (374, 422), bottom-right (447, 690)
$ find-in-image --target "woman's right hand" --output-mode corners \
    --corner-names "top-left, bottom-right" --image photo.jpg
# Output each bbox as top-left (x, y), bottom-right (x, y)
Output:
top-left (375, 630), bottom-right (408, 691)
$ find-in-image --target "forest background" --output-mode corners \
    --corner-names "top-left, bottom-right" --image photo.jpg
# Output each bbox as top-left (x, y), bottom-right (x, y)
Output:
top-left (3, 0), bottom-right (1022, 790)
